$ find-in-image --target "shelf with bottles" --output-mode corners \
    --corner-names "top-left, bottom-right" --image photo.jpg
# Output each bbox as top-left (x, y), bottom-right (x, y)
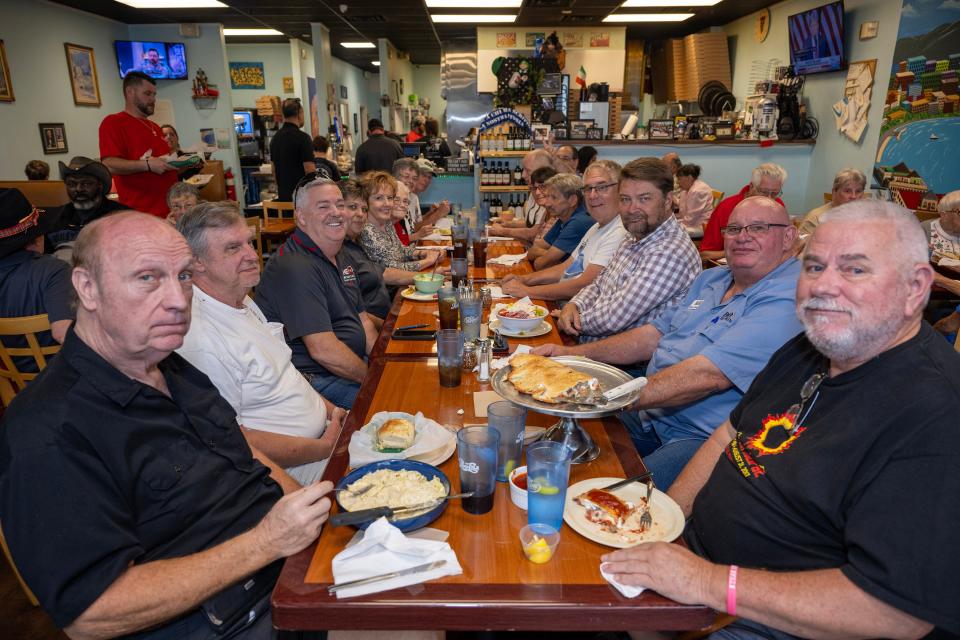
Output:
top-left (478, 157), bottom-right (525, 189)
top-left (478, 124), bottom-right (532, 156)
top-left (480, 192), bottom-right (527, 219)
top-left (479, 185), bottom-right (529, 192)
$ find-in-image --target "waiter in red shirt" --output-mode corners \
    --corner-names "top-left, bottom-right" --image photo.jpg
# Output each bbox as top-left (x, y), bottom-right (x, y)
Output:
top-left (99, 71), bottom-right (182, 217)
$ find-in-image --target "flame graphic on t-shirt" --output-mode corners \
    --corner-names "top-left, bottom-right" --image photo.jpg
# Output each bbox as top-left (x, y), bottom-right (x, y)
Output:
top-left (745, 413), bottom-right (805, 456)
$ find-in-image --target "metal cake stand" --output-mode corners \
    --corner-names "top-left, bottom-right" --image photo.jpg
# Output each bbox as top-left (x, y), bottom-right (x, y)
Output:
top-left (491, 356), bottom-right (641, 463)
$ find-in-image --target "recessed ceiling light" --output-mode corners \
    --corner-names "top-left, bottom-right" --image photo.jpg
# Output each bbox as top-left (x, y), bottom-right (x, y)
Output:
top-left (116, 0), bottom-right (226, 7)
top-left (341, 42), bottom-right (376, 48)
top-left (621, 0), bottom-right (721, 6)
top-left (425, 0), bottom-right (522, 7)
top-left (602, 13), bottom-right (694, 21)
top-left (430, 14), bottom-right (517, 22)
top-left (223, 28), bottom-right (284, 35)
top-left (372, 61), bottom-right (381, 66)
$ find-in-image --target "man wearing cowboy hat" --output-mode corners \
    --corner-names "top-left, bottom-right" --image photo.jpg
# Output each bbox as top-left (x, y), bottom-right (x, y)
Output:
top-left (48, 157), bottom-right (129, 263)
top-left (0, 189), bottom-right (74, 368)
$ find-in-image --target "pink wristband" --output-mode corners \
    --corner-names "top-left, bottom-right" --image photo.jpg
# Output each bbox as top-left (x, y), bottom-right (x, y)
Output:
top-left (726, 565), bottom-right (739, 616)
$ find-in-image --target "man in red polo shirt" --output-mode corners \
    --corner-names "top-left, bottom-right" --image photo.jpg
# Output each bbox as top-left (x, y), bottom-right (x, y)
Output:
top-left (99, 71), bottom-right (183, 217)
top-left (700, 163), bottom-right (787, 260)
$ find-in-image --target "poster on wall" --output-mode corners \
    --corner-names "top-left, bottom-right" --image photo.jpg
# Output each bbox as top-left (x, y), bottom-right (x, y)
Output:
top-left (525, 32), bottom-right (544, 47)
top-left (497, 32), bottom-right (517, 48)
top-left (229, 62), bottom-right (265, 89)
top-left (563, 32), bottom-right (583, 48)
top-left (589, 33), bottom-right (610, 48)
top-left (64, 43), bottom-right (101, 106)
top-left (0, 40), bottom-right (14, 101)
top-left (874, 3), bottom-right (960, 212)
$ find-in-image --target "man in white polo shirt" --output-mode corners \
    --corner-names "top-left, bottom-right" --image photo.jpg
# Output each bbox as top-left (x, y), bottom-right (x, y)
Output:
top-left (176, 201), bottom-right (344, 484)
top-left (500, 160), bottom-right (628, 302)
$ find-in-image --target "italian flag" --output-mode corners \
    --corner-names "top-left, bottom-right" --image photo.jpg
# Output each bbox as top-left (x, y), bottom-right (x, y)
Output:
top-left (575, 65), bottom-right (586, 88)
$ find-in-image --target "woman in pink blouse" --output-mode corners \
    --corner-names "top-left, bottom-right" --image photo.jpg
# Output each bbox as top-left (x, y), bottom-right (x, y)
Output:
top-left (672, 163), bottom-right (715, 228)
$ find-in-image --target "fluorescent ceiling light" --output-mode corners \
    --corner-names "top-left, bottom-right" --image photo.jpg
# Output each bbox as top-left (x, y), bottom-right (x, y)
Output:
top-left (426, 0), bottom-right (522, 7)
top-left (341, 42), bottom-right (376, 48)
top-left (372, 61), bottom-right (381, 66)
top-left (621, 0), bottom-right (721, 6)
top-left (431, 14), bottom-right (517, 22)
top-left (223, 28), bottom-right (283, 36)
top-left (116, 0), bottom-right (226, 7)
top-left (603, 13), bottom-right (694, 21)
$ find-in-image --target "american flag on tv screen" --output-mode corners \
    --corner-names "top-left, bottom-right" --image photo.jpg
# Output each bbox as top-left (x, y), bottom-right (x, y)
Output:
top-left (789, 2), bottom-right (843, 59)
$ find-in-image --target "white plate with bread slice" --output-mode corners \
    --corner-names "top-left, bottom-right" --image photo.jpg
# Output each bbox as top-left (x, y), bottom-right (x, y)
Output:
top-left (347, 411), bottom-right (457, 468)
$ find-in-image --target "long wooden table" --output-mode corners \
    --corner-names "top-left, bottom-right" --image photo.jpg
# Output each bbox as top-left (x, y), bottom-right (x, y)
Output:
top-left (271, 233), bottom-right (715, 633)
top-left (271, 358), bottom-right (715, 632)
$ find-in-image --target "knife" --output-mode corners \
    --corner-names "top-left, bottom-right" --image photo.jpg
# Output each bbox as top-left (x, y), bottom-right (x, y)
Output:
top-left (328, 560), bottom-right (448, 594)
top-left (329, 492), bottom-right (474, 527)
top-left (600, 471), bottom-right (653, 492)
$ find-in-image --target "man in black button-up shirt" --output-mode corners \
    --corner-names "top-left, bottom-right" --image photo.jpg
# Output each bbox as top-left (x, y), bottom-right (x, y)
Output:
top-left (0, 212), bottom-right (334, 638)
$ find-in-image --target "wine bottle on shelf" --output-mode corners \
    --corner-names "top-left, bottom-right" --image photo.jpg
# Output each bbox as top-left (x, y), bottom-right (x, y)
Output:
top-left (502, 162), bottom-right (510, 186)
top-left (513, 163), bottom-right (522, 185)
top-left (480, 161), bottom-right (487, 186)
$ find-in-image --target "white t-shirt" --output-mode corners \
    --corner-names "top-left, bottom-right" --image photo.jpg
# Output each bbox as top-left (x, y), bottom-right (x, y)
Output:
top-left (177, 287), bottom-right (328, 483)
top-left (524, 192), bottom-right (545, 227)
top-left (562, 217), bottom-right (629, 280)
top-left (406, 192), bottom-right (423, 233)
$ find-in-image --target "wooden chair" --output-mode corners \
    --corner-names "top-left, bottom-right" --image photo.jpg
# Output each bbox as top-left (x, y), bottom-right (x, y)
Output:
top-left (0, 521), bottom-right (39, 606)
top-left (260, 200), bottom-right (296, 253)
top-left (245, 215), bottom-right (264, 271)
top-left (0, 180), bottom-right (70, 208)
top-left (711, 190), bottom-right (725, 209)
top-left (0, 314), bottom-right (60, 408)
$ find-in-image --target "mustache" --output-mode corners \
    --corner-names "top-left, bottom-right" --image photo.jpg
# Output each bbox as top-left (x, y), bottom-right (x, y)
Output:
top-left (799, 297), bottom-right (851, 314)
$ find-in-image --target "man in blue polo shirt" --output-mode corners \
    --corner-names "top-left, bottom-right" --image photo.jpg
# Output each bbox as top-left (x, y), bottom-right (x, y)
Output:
top-left (528, 172), bottom-right (594, 271)
top-left (535, 196), bottom-right (802, 488)
top-left (255, 178), bottom-right (378, 409)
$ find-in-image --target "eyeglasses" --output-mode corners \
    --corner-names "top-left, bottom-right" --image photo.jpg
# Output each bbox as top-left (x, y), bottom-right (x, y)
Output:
top-left (292, 171), bottom-right (337, 204)
top-left (787, 371), bottom-right (826, 435)
top-left (721, 223), bottom-right (789, 237)
top-left (754, 188), bottom-right (782, 199)
top-left (531, 183), bottom-right (546, 191)
top-left (583, 182), bottom-right (617, 196)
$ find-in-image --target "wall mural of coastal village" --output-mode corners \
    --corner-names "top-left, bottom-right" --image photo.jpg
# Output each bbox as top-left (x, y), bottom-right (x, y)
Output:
top-left (874, 2), bottom-right (959, 216)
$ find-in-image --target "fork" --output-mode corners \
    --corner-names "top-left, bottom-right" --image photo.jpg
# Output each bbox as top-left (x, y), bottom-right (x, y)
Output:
top-left (335, 484), bottom-right (375, 498)
top-left (639, 479), bottom-right (654, 530)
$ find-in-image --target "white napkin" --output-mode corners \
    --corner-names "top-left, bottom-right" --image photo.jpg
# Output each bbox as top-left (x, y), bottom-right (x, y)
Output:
top-left (600, 564), bottom-right (646, 598)
top-left (490, 344), bottom-right (532, 371)
top-left (491, 296), bottom-right (536, 317)
top-left (418, 245), bottom-right (454, 251)
top-left (348, 411), bottom-right (456, 467)
top-left (487, 252), bottom-right (527, 265)
top-left (486, 236), bottom-right (514, 242)
top-left (434, 217), bottom-right (454, 229)
top-left (331, 518), bottom-right (462, 599)
top-left (420, 233), bottom-right (450, 242)
top-left (485, 285), bottom-right (510, 299)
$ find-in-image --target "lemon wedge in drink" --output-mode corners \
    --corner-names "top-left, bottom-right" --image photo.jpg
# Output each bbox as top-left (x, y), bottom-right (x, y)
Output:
top-left (524, 536), bottom-right (553, 564)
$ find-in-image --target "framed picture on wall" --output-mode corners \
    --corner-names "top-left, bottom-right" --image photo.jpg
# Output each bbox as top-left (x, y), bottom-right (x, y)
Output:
top-left (648, 119), bottom-right (674, 140)
top-left (39, 123), bottom-right (68, 154)
top-left (340, 85), bottom-right (348, 99)
top-left (0, 40), bottom-right (14, 102)
top-left (64, 43), bottom-right (101, 106)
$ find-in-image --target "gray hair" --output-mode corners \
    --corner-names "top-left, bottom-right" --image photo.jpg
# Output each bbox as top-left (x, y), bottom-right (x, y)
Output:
top-left (166, 181), bottom-right (200, 207)
top-left (294, 177), bottom-right (338, 211)
top-left (392, 157), bottom-right (419, 177)
top-left (820, 200), bottom-right (929, 280)
top-left (525, 148), bottom-right (556, 171)
top-left (176, 200), bottom-right (245, 259)
top-left (583, 159), bottom-right (621, 184)
top-left (832, 168), bottom-right (867, 192)
top-left (750, 163), bottom-right (788, 188)
top-left (544, 173), bottom-right (583, 200)
top-left (937, 189), bottom-right (960, 214)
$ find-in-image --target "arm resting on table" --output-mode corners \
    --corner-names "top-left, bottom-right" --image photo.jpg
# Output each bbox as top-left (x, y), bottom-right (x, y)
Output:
top-left (634, 355), bottom-right (731, 410)
top-left (533, 246), bottom-right (567, 271)
top-left (241, 418), bottom-right (342, 476)
top-left (303, 332), bottom-right (368, 383)
top-left (556, 325), bottom-right (663, 365)
top-left (64, 482), bottom-right (333, 640)
top-left (517, 263), bottom-right (602, 301)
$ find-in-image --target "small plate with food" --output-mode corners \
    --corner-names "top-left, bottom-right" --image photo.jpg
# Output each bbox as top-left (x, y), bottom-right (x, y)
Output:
top-left (348, 411), bottom-right (457, 468)
top-left (488, 317), bottom-right (552, 338)
top-left (562, 477), bottom-right (684, 548)
top-left (401, 286), bottom-right (440, 302)
top-left (335, 459), bottom-right (451, 531)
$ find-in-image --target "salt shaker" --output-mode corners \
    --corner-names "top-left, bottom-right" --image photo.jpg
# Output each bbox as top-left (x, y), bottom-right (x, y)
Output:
top-left (477, 339), bottom-right (492, 382)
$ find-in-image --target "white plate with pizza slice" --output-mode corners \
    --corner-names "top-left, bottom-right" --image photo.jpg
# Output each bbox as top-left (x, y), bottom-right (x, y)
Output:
top-left (562, 477), bottom-right (685, 548)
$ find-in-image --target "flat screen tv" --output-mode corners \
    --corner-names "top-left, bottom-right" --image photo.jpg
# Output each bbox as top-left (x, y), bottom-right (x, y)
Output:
top-left (787, 1), bottom-right (845, 75)
top-left (234, 110), bottom-right (254, 135)
top-left (115, 40), bottom-right (188, 79)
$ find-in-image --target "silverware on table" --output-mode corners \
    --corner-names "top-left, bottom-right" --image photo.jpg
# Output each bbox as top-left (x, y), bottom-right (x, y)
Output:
top-left (329, 492), bottom-right (474, 527)
top-left (639, 479), bottom-right (654, 530)
top-left (600, 471), bottom-right (654, 492)
top-left (328, 560), bottom-right (448, 594)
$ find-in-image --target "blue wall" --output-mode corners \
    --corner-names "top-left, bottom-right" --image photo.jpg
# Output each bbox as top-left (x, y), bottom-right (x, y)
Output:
top-left (226, 43), bottom-right (294, 108)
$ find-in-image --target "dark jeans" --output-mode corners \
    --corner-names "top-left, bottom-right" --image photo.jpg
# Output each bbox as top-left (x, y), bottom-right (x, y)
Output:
top-left (305, 371), bottom-right (361, 409)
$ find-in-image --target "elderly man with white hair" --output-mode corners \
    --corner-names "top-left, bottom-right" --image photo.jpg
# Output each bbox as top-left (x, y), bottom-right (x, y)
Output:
top-left (700, 163), bottom-right (787, 260)
top-left (927, 190), bottom-right (960, 339)
top-left (797, 167), bottom-right (867, 236)
top-left (603, 200), bottom-right (960, 639)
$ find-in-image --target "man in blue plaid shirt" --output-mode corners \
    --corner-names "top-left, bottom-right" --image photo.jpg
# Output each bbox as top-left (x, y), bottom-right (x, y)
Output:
top-left (556, 158), bottom-right (702, 343)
